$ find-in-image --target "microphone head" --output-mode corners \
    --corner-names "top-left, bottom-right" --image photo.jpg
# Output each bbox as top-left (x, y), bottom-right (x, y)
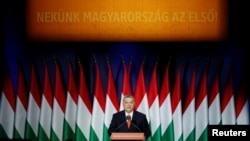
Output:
top-left (126, 115), bottom-right (131, 120)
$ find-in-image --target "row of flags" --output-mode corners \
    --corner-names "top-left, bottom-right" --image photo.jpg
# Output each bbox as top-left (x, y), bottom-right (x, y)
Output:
top-left (0, 57), bottom-right (249, 141)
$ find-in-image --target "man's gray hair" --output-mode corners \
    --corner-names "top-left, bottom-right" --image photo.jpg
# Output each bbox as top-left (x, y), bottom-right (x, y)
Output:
top-left (122, 95), bottom-right (134, 102)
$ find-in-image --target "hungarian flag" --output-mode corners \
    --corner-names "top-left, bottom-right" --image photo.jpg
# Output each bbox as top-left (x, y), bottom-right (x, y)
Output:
top-left (221, 64), bottom-right (236, 124)
top-left (25, 63), bottom-right (41, 141)
top-left (195, 64), bottom-right (208, 141)
top-left (90, 60), bottom-right (106, 141)
top-left (235, 66), bottom-right (249, 124)
top-left (134, 62), bottom-right (150, 121)
top-left (14, 63), bottom-right (28, 140)
top-left (0, 68), bottom-right (16, 139)
top-left (63, 61), bottom-right (78, 141)
top-left (119, 59), bottom-right (132, 111)
top-left (104, 61), bottom-right (119, 141)
top-left (159, 62), bottom-right (174, 141)
top-left (208, 63), bottom-right (221, 125)
top-left (182, 65), bottom-right (196, 141)
top-left (134, 62), bottom-right (150, 141)
top-left (148, 63), bottom-right (161, 141)
top-left (38, 60), bottom-right (53, 141)
top-left (51, 60), bottom-right (66, 141)
top-left (75, 60), bottom-right (92, 141)
top-left (171, 63), bottom-right (183, 141)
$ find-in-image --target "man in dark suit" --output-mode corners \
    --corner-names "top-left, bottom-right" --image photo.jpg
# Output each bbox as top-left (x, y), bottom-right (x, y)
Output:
top-left (108, 95), bottom-right (151, 140)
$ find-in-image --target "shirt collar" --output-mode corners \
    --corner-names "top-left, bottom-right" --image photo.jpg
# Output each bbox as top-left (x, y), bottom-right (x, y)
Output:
top-left (125, 111), bottom-right (133, 119)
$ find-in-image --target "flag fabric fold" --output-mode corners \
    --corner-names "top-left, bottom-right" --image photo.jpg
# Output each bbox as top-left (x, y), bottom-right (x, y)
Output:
top-left (104, 61), bottom-right (119, 141)
top-left (38, 61), bottom-right (53, 141)
top-left (133, 62), bottom-right (150, 140)
top-left (51, 60), bottom-right (66, 141)
top-left (221, 64), bottom-right (236, 125)
top-left (63, 61), bottom-right (78, 141)
top-left (14, 63), bottom-right (28, 140)
top-left (159, 63), bottom-right (174, 141)
top-left (90, 60), bottom-right (106, 141)
top-left (182, 65), bottom-right (196, 141)
top-left (0, 69), bottom-right (16, 139)
top-left (148, 63), bottom-right (161, 141)
top-left (235, 66), bottom-right (249, 125)
top-left (25, 63), bottom-right (41, 141)
top-left (134, 63), bottom-right (150, 121)
top-left (75, 61), bottom-right (92, 141)
top-left (195, 64), bottom-right (208, 141)
top-left (208, 63), bottom-right (222, 125)
top-left (171, 63), bottom-right (183, 141)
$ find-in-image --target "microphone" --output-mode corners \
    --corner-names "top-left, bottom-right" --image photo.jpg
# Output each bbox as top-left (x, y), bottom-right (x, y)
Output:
top-left (131, 120), bottom-right (141, 132)
top-left (114, 116), bottom-right (131, 131)
top-left (126, 115), bottom-right (131, 120)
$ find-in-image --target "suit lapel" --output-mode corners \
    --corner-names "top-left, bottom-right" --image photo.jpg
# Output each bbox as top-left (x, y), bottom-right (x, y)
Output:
top-left (132, 110), bottom-right (138, 121)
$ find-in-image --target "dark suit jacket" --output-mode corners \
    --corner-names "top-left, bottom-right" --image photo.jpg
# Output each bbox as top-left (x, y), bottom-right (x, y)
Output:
top-left (108, 110), bottom-right (151, 139)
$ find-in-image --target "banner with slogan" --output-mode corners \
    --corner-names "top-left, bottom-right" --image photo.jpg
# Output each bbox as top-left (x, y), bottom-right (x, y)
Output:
top-left (26, 0), bottom-right (228, 41)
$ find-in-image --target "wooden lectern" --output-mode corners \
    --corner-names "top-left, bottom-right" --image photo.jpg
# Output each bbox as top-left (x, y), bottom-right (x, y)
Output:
top-left (110, 132), bottom-right (145, 141)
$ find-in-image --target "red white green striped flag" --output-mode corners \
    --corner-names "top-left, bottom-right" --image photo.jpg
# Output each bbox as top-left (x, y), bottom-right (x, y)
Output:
top-left (104, 61), bottom-right (119, 141)
top-left (25, 63), bottom-right (41, 141)
top-left (14, 64), bottom-right (28, 140)
top-left (195, 64), bottom-right (208, 141)
top-left (235, 66), bottom-right (249, 124)
top-left (134, 62), bottom-right (150, 120)
top-left (183, 65), bottom-right (196, 141)
top-left (221, 65), bottom-right (236, 125)
top-left (0, 68), bottom-right (16, 139)
top-left (63, 61), bottom-right (78, 141)
top-left (119, 58), bottom-right (132, 111)
top-left (75, 60), bottom-right (92, 141)
top-left (148, 63), bottom-right (161, 141)
top-left (159, 62), bottom-right (174, 141)
top-left (90, 60), bottom-right (106, 141)
top-left (171, 63), bottom-right (183, 141)
top-left (51, 60), bottom-right (66, 141)
top-left (38, 60), bottom-right (53, 141)
top-left (208, 63), bottom-right (221, 125)
top-left (134, 62), bottom-right (150, 140)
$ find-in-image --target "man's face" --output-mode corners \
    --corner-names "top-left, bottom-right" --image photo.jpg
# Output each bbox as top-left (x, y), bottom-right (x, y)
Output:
top-left (123, 97), bottom-right (135, 113)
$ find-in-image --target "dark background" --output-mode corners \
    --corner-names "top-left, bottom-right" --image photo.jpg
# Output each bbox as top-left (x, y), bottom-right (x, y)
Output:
top-left (2, 0), bottom-right (249, 101)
